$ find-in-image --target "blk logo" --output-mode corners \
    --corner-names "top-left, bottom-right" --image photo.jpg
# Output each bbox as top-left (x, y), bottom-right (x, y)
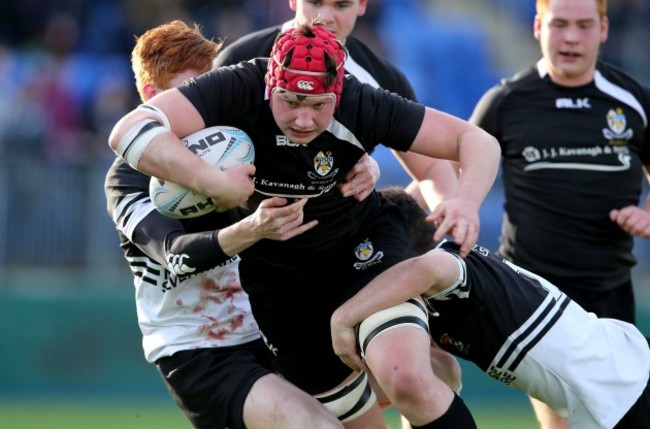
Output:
top-left (556, 97), bottom-right (591, 109)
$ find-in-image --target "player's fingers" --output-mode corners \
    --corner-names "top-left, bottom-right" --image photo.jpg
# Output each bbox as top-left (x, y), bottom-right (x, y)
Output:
top-left (610, 206), bottom-right (650, 236)
top-left (353, 188), bottom-right (372, 202)
top-left (433, 215), bottom-right (454, 242)
top-left (450, 222), bottom-right (469, 256)
top-left (457, 223), bottom-right (478, 257)
top-left (339, 354), bottom-right (362, 372)
top-left (339, 179), bottom-right (358, 197)
top-left (281, 211), bottom-right (308, 232)
top-left (342, 162), bottom-right (361, 182)
top-left (341, 167), bottom-right (375, 197)
top-left (278, 220), bottom-right (318, 241)
top-left (429, 205), bottom-right (451, 238)
top-left (258, 197), bottom-right (289, 209)
top-left (624, 214), bottom-right (650, 236)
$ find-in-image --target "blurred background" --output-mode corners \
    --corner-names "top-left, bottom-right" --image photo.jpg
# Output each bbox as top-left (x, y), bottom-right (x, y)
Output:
top-left (0, 0), bottom-right (649, 427)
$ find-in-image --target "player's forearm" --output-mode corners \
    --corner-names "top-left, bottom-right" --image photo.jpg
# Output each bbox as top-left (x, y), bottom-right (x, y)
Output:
top-left (216, 216), bottom-right (265, 256)
top-left (109, 113), bottom-right (243, 206)
top-left (455, 129), bottom-right (500, 207)
top-left (417, 173), bottom-right (457, 212)
top-left (164, 230), bottom-right (232, 274)
top-left (333, 258), bottom-right (430, 327)
top-left (411, 108), bottom-right (499, 208)
top-left (137, 134), bottom-right (233, 198)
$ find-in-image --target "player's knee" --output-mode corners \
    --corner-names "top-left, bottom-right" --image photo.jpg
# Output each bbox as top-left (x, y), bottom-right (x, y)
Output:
top-left (245, 374), bottom-right (342, 428)
top-left (430, 344), bottom-right (463, 394)
top-left (388, 371), bottom-right (431, 406)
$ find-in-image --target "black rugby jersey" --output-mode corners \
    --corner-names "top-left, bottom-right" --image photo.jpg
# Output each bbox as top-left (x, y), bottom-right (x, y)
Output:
top-left (428, 241), bottom-right (560, 371)
top-left (177, 59), bottom-right (425, 258)
top-left (471, 60), bottom-right (650, 291)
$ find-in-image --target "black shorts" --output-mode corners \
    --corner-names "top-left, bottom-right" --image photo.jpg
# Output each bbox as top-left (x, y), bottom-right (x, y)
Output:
top-left (245, 201), bottom-right (413, 394)
top-left (560, 279), bottom-right (636, 324)
top-left (156, 340), bottom-right (271, 429)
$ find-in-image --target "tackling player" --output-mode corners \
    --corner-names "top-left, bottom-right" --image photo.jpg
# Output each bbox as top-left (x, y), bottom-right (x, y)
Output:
top-left (332, 187), bottom-right (650, 429)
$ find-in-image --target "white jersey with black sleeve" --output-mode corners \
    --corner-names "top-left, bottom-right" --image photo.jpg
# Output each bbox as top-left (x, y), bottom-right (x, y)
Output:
top-left (104, 158), bottom-right (260, 363)
top-left (427, 241), bottom-right (650, 429)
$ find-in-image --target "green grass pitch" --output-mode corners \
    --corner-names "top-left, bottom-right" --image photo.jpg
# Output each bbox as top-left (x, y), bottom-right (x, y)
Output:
top-left (0, 398), bottom-right (538, 428)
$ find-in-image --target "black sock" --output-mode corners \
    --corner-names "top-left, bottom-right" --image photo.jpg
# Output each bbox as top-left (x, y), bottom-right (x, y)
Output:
top-left (411, 393), bottom-right (477, 429)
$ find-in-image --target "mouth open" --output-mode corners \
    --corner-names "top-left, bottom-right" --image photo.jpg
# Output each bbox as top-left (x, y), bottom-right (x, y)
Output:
top-left (560, 51), bottom-right (581, 58)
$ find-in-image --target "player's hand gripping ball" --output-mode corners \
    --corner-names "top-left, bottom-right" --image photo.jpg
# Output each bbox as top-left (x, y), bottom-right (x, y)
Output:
top-left (149, 126), bottom-right (255, 219)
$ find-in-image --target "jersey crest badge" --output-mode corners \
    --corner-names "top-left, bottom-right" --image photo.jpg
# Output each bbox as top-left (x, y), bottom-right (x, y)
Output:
top-left (602, 108), bottom-right (633, 141)
top-left (314, 151), bottom-right (334, 176)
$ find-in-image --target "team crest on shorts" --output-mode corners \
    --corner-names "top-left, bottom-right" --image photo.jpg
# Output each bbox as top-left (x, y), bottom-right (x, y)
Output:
top-left (353, 239), bottom-right (383, 270)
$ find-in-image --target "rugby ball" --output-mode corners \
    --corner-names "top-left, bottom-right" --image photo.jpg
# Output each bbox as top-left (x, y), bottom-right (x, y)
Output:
top-left (149, 126), bottom-right (255, 219)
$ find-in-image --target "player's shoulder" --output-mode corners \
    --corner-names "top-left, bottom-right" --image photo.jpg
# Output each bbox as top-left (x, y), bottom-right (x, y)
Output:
top-left (214, 26), bottom-right (280, 68)
top-left (596, 61), bottom-right (650, 107)
top-left (345, 36), bottom-right (394, 69)
top-left (597, 61), bottom-right (647, 86)
top-left (345, 35), bottom-right (415, 98)
top-left (495, 64), bottom-right (540, 95)
top-left (474, 65), bottom-right (539, 113)
top-left (199, 57), bottom-right (269, 89)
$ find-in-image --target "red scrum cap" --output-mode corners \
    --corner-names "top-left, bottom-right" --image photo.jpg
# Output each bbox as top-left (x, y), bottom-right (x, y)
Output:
top-left (266, 22), bottom-right (346, 106)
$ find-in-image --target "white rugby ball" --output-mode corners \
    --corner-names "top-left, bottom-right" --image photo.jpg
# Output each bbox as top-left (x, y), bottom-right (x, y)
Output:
top-left (149, 125), bottom-right (255, 219)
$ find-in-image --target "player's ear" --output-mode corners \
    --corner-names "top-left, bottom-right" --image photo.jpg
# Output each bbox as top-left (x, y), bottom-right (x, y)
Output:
top-left (289, 0), bottom-right (297, 12)
top-left (533, 14), bottom-right (542, 41)
top-left (600, 15), bottom-right (609, 44)
top-left (142, 83), bottom-right (157, 101)
top-left (358, 0), bottom-right (368, 16)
